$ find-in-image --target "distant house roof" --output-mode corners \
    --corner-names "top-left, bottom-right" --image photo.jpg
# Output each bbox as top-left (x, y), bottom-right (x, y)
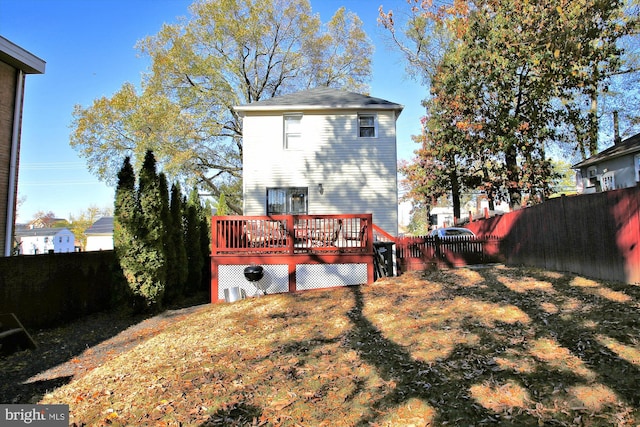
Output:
top-left (572, 133), bottom-right (640, 169)
top-left (85, 217), bottom-right (114, 235)
top-left (28, 217), bottom-right (67, 229)
top-left (15, 227), bottom-right (72, 238)
top-left (234, 87), bottom-right (404, 117)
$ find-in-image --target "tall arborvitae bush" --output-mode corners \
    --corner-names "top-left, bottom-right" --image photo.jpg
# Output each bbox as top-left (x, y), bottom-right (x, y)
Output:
top-left (114, 157), bottom-right (146, 309)
top-left (135, 151), bottom-right (167, 309)
top-left (184, 189), bottom-right (203, 294)
top-left (114, 151), bottom-right (210, 309)
top-left (165, 183), bottom-right (188, 301)
top-left (198, 199), bottom-right (212, 292)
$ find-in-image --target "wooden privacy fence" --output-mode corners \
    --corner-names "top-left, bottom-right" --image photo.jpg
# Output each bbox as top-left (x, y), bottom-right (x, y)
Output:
top-left (464, 188), bottom-right (640, 284)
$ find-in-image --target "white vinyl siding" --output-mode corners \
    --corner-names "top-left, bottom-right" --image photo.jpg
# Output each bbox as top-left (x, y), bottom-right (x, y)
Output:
top-left (242, 110), bottom-right (398, 235)
top-left (85, 235), bottom-right (114, 251)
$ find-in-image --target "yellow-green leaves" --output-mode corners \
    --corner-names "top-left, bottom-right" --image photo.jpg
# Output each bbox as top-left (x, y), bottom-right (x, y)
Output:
top-left (70, 0), bottom-right (373, 213)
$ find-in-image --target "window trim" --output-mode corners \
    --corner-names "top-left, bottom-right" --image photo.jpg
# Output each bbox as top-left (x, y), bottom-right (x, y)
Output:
top-left (283, 113), bottom-right (303, 149)
top-left (266, 187), bottom-right (308, 215)
top-left (358, 113), bottom-right (377, 138)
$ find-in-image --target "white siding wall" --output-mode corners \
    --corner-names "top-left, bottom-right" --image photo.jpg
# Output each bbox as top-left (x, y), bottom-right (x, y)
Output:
top-left (85, 235), bottom-right (114, 251)
top-left (54, 229), bottom-right (75, 253)
top-left (17, 236), bottom-right (48, 255)
top-left (242, 109), bottom-right (398, 235)
top-left (17, 229), bottom-right (75, 254)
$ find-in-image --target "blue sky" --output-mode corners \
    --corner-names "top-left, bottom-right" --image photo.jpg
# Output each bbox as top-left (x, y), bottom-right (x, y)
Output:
top-left (1, 0), bottom-right (425, 223)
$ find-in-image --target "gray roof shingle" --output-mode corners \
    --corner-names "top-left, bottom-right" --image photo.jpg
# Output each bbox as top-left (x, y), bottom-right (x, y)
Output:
top-left (234, 87), bottom-right (403, 115)
top-left (85, 217), bottom-right (114, 235)
top-left (15, 227), bottom-right (71, 237)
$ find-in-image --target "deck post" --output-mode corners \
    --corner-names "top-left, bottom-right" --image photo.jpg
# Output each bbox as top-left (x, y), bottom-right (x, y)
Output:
top-left (210, 257), bottom-right (220, 303)
top-left (288, 262), bottom-right (296, 293)
top-left (286, 215), bottom-right (295, 254)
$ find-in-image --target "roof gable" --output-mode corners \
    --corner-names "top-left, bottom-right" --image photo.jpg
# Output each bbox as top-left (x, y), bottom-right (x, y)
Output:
top-left (573, 132), bottom-right (640, 169)
top-left (85, 217), bottom-right (114, 235)
top-left (234, 87), bottom-right (403, 116)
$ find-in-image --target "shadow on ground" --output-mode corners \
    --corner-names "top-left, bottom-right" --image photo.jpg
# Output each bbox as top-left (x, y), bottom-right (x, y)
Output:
top-left (343, 267), bottom-right (639, 425)
top-left (0, 293), bottom-right (208, 404)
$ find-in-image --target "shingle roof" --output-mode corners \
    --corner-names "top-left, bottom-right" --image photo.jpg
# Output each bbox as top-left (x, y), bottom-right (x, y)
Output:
top-left (85, 217), bottom-right (114, 235)
top-left (234, 87), bottom-right (403, 116)
top-left (572, 133), bottom-right (640, 168)
top-left (15, 227), bottom-right (72, 237)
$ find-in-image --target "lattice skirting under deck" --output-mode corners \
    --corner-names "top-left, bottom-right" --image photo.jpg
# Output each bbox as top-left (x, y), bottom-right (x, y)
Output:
top-left (217, 263), bottom-right (368, 300)
top-left (295, 263), bottom-right (367, 290)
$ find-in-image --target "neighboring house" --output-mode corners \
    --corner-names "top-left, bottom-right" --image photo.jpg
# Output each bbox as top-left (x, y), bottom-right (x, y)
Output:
top-left (573, 132), bottom-right (640, 194)
top-left (85, 216), bottom-right (114, 251)
top-left (15, 227), bottom-right (75, 255)
top-left (27, 216), bottom-right (67, 229)
top-left (0, 36), bottom-right (45, 256)
top-left (234, 87), bottom-right (404, 235)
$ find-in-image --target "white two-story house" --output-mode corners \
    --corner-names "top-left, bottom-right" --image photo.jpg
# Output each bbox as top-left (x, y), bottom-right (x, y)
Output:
top-left (234, 87), bottom-right (404, 236)
top-left (15, 227), bottom-right (75, 255)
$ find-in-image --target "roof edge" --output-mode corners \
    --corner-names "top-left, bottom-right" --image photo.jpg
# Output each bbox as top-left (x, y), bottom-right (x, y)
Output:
top-left (0, 36), bottom-right (46, 74)
top-left (235, 104), bottom-right (404, 112)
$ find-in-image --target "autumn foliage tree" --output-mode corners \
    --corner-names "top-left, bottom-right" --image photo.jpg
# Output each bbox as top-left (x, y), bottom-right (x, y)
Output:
top-left (70, 0), bottom-right (373, 213)
top-left (384, 0), bottom-right (638, 211)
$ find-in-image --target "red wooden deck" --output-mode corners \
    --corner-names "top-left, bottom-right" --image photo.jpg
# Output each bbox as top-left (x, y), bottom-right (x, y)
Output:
top-left (210, 214), bottom-right (375, 302)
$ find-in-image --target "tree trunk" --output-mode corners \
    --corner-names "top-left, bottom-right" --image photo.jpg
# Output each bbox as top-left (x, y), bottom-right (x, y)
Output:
top-left (587, 83), bottom-right (599, 156)
top-left (505, 143), bottom-right (521, 210)
top-left (449, 157), bottom-right (461, 220)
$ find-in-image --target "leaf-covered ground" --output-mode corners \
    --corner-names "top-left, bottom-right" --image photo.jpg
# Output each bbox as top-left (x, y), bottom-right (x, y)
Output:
top-left (13, 265), bottom-right (640, 425)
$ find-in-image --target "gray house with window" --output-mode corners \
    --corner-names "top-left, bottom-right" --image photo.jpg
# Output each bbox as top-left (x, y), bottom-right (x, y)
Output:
top-left (573, 132), bottom-right (640, 193)
top-left (234, 87), bottom-right (404, 235)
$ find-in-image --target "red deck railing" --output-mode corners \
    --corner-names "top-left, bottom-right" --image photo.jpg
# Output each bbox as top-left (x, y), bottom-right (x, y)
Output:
top-left (211, 214), bottom-right (374, 255)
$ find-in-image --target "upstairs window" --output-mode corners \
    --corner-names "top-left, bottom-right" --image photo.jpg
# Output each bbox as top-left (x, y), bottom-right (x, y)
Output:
top-left (358, 114), bottom-right (377, 138)
top-left (284, 114), bottom-right (303, 149)
top-left (267, 187), bottom-right (308, 215)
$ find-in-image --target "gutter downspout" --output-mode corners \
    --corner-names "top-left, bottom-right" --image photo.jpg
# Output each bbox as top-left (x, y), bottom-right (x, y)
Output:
top-left (6, 70), bottom-right (24, 256)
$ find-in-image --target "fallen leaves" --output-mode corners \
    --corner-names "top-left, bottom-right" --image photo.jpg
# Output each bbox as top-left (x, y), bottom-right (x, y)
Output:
top-left (29, 267), bottom-right (640, 426)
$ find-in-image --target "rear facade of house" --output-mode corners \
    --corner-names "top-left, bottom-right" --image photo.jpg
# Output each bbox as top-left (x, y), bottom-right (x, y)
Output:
top-left (235, 87), bottom-right (404, 236)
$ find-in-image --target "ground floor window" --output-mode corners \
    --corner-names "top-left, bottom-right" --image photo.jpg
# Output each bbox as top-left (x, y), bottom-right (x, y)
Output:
top-left (267, 187), bottom-right (308, 215)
